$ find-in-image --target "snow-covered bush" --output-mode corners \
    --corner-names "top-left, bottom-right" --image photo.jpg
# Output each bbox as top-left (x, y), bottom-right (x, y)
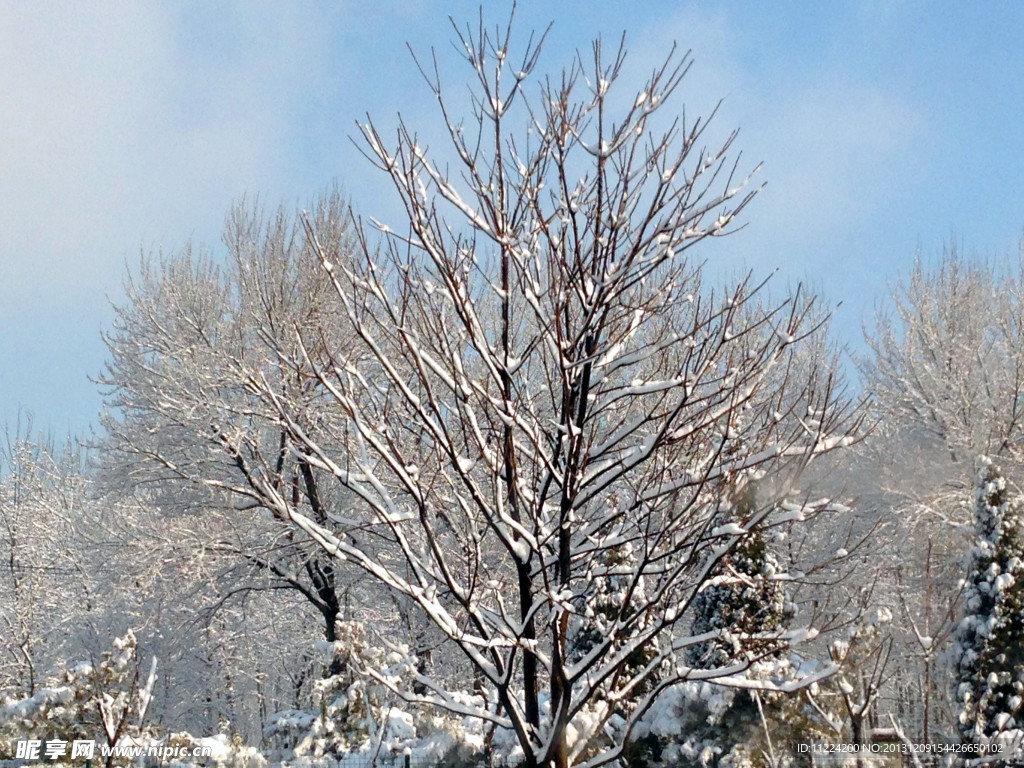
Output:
top-left (953, 457), bottom-right (1024, 759)
top-left (264, 620), bottom-right (418, 758)
top-left (622, 516), bottom-right (805, 768)
top-left (627, 655), bottom-right (825, 768)
top-left (0, 630), bottom-right (156, 762)
top-left (162, 732), bottom-right (267, 768)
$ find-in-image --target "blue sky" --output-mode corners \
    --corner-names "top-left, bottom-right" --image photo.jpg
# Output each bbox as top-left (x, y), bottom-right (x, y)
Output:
top-left (2, 1), bottom-right (1023, 439)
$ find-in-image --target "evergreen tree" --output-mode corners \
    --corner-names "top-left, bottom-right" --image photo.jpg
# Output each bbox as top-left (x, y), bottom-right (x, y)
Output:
top-left (677, 527), bottom-right (791, 768)
top-left (686, 532), bottom-right (787, 671)
top-left (567, 541), bottom-right (655, 678)
top-left (954, 457), bottom-right (1024, 759)
top-left (687, 484), bottom-right (788, 672)
top-left (629, 486), bottom-right (797, 768)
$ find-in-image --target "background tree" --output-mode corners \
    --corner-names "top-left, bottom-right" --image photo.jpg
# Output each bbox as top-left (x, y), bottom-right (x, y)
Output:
top-left (98, 192), bottom-right (360, 645)
top-left (865, 248), bottom-right (1024, 475)
top-left (94, 193), bottom-right (408, 741)
top-left (0, 428), bottom-right (101, 697)
top-left (857, 247), bottom-right (1024, 747)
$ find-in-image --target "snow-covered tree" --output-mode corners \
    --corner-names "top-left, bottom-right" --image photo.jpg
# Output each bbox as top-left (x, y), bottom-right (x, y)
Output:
top-left (860, 249), bottom-right (1024, 569)
top-left (97, 15), bottom-right (863, 768)
top-left (686, 501), bottom-right (788, 671)
top-left (94, 198), bottom-right (362, 741)
top-left (567, 541), bottom-right (654, 684)
top-left (95, 193), bottom-right (410, 724)
top-left (864, 248), bottom-right (1024, 474)
top-left (219, 18), bottom-right (863, 768)
top-left (0, 430), bottom-right (100, 697)
top-left (953, 457), bottom-right (1024, 759)
top-left (265, 619), bottom-right (416, 759)
top-left (98, 193), bottom-right (362, 655)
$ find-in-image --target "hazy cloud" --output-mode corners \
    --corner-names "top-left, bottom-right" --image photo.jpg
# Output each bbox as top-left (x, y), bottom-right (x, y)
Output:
top-left (0, 1), bottom-right (340, 434)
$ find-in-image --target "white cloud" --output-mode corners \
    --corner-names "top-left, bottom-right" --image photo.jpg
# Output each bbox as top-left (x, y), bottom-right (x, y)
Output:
top-left (620, 4), bottom-right (920, 286)
top-left (748, 79), bottom-right (919, 262)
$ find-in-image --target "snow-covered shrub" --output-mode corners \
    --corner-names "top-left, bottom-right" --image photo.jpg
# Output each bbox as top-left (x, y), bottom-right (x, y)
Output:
top-left (953, 457), bottom-right (1024, 759)
top-left (162, 732), bottom-right (266, 768)
top-left (265, 620), bottom-right (417, 758)
top-left (622, 508), bottom-right (818, 768)
top-left (628, 656), bottom-right (821, 768)
top-left (624, 656), bottom-right (850, 768)
top-left (0, 630), bottom-right (157, 761)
